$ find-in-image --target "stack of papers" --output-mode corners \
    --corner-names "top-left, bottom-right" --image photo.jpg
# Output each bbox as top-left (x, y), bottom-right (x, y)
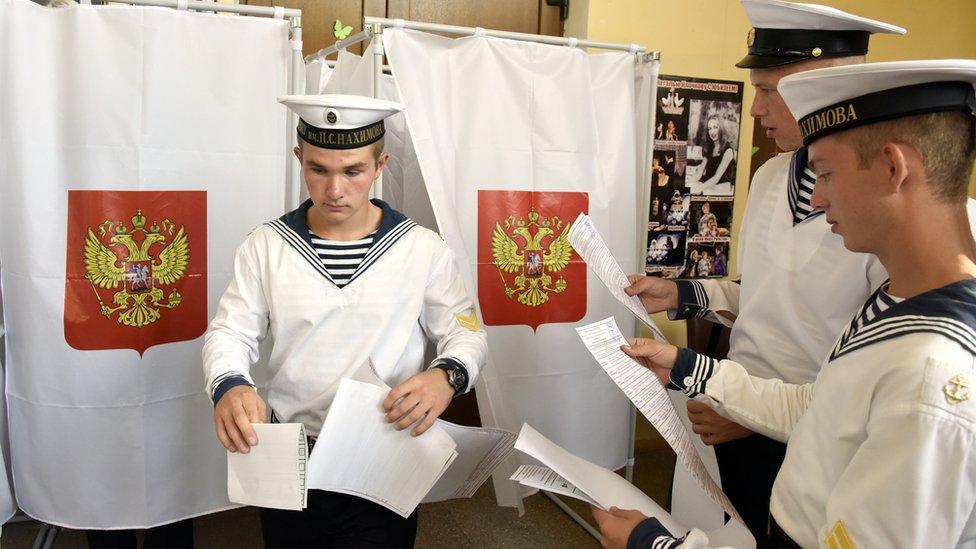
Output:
top-left (424, 422), bottom-right (517, 503)
top-left (226, 363), bottom-right (517, 517)
top-left (347, 360), bottom-right (518, 505)
top-left (307, 378), bottom-right (458, 517)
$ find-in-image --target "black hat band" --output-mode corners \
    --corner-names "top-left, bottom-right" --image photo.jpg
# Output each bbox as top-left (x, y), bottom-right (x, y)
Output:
top-left (799, 81), bottom-right (976, 145)
top-left (297, 119), bottom-right (385, 150)
top-left (750, 28), bottom-right (870, 59)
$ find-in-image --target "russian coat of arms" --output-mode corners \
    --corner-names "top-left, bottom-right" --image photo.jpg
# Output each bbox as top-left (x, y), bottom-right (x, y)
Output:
top-left (477, 190), bottom-right (588, 331)
top-left (490, 208), bottom-right (573, 307)
top-left (84, 208), bottom-right (188, 327)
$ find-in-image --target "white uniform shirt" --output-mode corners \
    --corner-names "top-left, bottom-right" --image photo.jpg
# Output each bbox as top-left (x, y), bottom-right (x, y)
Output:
top-left (202, 200), bottom-right (487, 435)
top-left (660, 279), bottom-right (976, 548)
top-left (672, 150), bottom-right (888, 383)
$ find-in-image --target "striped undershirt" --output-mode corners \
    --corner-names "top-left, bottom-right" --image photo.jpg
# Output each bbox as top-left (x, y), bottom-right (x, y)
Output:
top-left (789, 164), bottom-right (818, 225)
top-left (309, 229), bottom-right (376, 288)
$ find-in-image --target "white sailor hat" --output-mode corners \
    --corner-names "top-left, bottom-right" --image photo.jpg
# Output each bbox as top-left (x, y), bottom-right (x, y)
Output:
top-left (278, 94), bottom-right (404, 150)
top-left (777, 59), bottom-right (976, 146)
top-left (737, 0), bottom-right (906, 69)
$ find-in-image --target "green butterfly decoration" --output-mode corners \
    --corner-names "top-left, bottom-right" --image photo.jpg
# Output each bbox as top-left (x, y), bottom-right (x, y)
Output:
top-left (334, 19), bottom-right (353, 40)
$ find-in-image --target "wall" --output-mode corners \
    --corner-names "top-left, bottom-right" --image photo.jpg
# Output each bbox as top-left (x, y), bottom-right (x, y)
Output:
top-left (573, 0), bottom-right (976, 345)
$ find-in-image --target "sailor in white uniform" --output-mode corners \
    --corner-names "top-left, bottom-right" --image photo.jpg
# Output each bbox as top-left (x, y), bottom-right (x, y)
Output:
top-left (623, 1), bottom-right (904, 540)
top-left (607, 59), bottom-right (976, 549)
top-left (202, 94), bottom-right (487, 548)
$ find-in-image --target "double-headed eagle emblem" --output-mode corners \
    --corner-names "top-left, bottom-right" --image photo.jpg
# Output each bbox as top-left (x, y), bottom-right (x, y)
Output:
top-left (84, 209), bottom-right (189, 327)
top-left (490, 208), bottom-right (574, 307)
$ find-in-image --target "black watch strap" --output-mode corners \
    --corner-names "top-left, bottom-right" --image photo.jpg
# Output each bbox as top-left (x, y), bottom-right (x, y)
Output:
top-left (430, 358), bottom-right (469, 396)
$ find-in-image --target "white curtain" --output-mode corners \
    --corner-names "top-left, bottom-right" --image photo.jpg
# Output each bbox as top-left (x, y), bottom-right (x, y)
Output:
top-left (0, 294), bottom-right (16, 524)
top-left (304, 58), bottom-right (334, 95)
top-left (317, 49), bottom-right (438, 231)
top-left (0, 0), bottom-right (287, 528)
top-left (384, 28), bottom-right (640, 506)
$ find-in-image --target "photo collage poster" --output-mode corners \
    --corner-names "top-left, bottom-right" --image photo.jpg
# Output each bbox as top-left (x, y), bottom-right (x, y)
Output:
top-left (647, 75), bottom-right (744, 279)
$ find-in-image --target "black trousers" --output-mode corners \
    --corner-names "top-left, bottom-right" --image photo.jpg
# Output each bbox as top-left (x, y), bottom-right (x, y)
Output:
top-left (260, 490), bottom-right (418, 549)
top-left (714, 433), bottom-right (787, 549)
top-left (85, 518), bottom-right (193, 549)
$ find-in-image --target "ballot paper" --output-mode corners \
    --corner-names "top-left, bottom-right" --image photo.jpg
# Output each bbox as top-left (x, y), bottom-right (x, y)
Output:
top-left (515, 424), bottom-right (755, 549)
top-left (567, 213), bottom-right (666, 341)
top-left (423, 422), bottom-right (518, 503)
top-left (227, 423), bottom-right (308, 511)
top-left (575, 317), bottom-right (742, 523)
top-left (510, 464), bottom-right (600, 507)
top-left (351, 359), bottom-right (517, 503)
top-left (514, 423), bottom-right (684, 535)
top-left (307, 378), bottom-right (458, 518)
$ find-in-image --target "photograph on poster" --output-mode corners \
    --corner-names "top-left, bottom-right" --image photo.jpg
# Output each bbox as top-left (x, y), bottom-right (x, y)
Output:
top-left (685, 100), bottom-right (740, 196)
top-left (645, 230), bottom-right (687, 272)
top-left (656, 117), bottom-right (685, 142)
top-left (648, 194), bottom-right (667, 228)
top-left (648, 189), bottom-right (691, 231)
top-left (684, 240), bottom-right (730, 278)
top-left (651, 150), bottom-right (683, 190)
top-left (689, 198), bottom-right (733, 238)
top-left (657, 86), bottom-right (690, 140)
top-left (663, 190), bottom-right (690, 228)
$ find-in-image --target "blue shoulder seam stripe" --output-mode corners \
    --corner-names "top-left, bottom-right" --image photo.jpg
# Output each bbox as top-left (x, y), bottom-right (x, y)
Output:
top-left (345, 219), bottom-right (417, 286)
top-left (266, 219), bottom-right (335, 283)
top-left (830, 315), bottom-right (976, 361)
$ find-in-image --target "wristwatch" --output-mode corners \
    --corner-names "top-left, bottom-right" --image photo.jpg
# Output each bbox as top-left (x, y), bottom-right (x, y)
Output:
top-left (431, 359), bottom-right (469, 397)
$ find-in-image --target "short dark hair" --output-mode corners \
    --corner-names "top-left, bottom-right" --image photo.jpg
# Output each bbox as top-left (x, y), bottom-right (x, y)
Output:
top-left (369, 137), bottom-right (385, 161)
top-left (838, 111), bottom-right (975, 203)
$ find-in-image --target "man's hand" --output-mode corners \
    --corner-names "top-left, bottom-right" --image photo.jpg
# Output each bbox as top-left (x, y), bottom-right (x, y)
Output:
top-left (214, 385), bottom-right (267, 454)
top-left (383, 368), bottom-right (454, 437)
top-left (591, 506), bottom-right (647, 549)
top-left (621, 338), bottom-right (678, 387)
top-left (625, 274), bottom-right (679, 313)
top-left (686, 400), bottom-right (753, 445)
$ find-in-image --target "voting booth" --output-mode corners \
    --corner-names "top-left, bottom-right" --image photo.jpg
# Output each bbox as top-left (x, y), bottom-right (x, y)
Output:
top-left (0, 0), bottom-right (301, 540)
top-left (299, 19), bottom-right (750, 544)
top-left (0, 1), bottom-right (752, 545)
top-left (306, 17), bottom-right (658, 517)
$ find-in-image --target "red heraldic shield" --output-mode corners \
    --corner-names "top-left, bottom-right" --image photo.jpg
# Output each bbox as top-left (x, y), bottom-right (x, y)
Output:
top-left (478, 190), bottom-right (588, 331)
top-left (64, 190), bottom-right (208, 355)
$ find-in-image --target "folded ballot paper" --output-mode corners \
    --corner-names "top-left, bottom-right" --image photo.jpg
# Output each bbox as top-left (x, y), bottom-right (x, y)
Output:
top-left (227, 423), bottom-right (308, 511)
top-left (511, 424), bottom-right (755, 549)
top-left (227, 362), bottom-right (516, 517)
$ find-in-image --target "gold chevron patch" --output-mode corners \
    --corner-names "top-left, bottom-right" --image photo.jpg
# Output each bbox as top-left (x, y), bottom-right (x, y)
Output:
top-left (455, 309), bottom-right (481, 331)
top-left (825, 519), bottom-right (855, 549)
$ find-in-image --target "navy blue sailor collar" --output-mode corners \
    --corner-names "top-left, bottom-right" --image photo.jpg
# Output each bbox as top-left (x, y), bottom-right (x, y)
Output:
top-left (277, 198), bottom-right (409, 242)
top-left (266, 198), bottom-right (417, 287)
top-left (830, 278), bottom-right (976, 361)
